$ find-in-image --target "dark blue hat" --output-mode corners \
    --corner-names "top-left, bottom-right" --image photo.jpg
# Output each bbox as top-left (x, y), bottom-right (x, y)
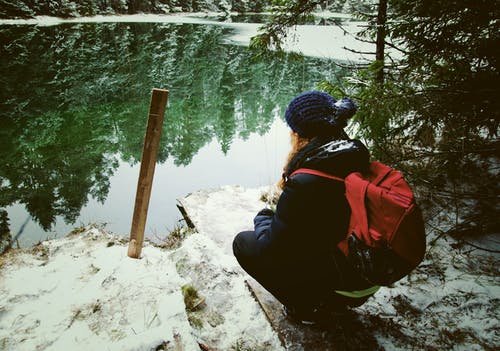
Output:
top-left (284, 90), bottom-right (357, 138)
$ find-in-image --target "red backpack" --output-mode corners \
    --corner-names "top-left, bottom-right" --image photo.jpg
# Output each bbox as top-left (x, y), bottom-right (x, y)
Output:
top-left (291, 161), bottom-right (426, 286)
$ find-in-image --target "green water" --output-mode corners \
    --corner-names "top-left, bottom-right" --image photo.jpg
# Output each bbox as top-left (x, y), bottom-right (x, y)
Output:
top-left (0, 21), bottom-right (346, 245)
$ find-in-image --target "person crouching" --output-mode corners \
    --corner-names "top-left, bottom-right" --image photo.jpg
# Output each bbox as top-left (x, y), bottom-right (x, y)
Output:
top-left (232, 90), bottom-right (375, 325)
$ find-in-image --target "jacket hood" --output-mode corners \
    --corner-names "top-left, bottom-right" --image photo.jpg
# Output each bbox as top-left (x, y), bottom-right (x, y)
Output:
top-left (285, 137), bottom-right (370, 179)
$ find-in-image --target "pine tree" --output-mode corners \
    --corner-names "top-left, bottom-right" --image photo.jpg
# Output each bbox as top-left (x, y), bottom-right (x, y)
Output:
top-left (381, 0), bottom-right (500, 236)
top-left (0, 209), bottom-right (11, 254)
top-left (249, 0), bottom-right (500, 237)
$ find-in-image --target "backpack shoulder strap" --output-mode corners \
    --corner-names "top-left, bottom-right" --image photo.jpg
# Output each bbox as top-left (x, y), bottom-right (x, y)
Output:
top-left (290, 168), bottom-right (345, 182)
top-left (368, 161), bottom-right (394, 185)
top-left (291, 167), bottom-right (371, 252)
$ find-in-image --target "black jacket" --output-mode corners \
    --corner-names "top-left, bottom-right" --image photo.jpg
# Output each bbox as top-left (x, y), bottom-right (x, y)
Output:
top-left (251, 137), bottom-right (373, 307)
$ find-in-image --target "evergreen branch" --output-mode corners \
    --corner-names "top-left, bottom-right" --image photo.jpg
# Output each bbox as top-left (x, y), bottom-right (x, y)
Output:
top-left (419, 190), bottom-right (498, 201)
top-left (335, 22), bottom-right (366, 40)
top-left (384, 40), bottom-right (409, 54)
top-left (342, 46), bottom-right (376, 55)
top-left (341, 63), bottom-right (373, 69)
top-left (427, 223), bottom-right (448, 247)
top-left (353, 85), bottom-right (498, 102)
top-left (462, 241), bottom-right (500, 254)
top-left (385, 54), bottom-right (399, 66)
top-left (351, 36), bottom-right (377, 44)
top-left (353, 10), bottom-right (378, 19)
top-left (325, 60), bottom-right (371, 70)
top-left (251, 1), bottom-right (374, 57)
top-left (384, 148), bottom-right (500, 166)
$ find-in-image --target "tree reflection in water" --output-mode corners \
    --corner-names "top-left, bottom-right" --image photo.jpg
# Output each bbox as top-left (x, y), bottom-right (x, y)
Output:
top-left (0, 22), bottom-right (345, 242)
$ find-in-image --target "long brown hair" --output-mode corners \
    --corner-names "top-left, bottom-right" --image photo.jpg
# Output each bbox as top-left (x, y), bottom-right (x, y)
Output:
top-left (278, 131), bottom-right (312, 190)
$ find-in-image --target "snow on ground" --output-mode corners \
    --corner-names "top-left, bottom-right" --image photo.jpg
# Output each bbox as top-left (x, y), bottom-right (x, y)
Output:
top-left (177, 185), bottom-right (269, 255)
top-left (180, 185), bottom-right (500, 350)
top-left (0, 228), bottom-right (199, 351)
top-left (1, 185), bottom-right (498, 350)
top-left (0, 186), bottom-right (283, 351)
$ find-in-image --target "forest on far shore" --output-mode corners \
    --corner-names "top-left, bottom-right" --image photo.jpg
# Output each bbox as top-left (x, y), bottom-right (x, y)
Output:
top-left (0, 0), bottom-right (358, 19)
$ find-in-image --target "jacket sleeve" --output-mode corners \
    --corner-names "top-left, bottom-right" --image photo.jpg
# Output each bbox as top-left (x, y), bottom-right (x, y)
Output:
top-left (252, 173), bottom-right (335, 256)
top-left (254, 208), bottom-right (274, 240)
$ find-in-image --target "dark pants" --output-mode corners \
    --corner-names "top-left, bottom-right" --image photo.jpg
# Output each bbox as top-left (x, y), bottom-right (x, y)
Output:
top-left (233, 230), bottom-right (370, 313)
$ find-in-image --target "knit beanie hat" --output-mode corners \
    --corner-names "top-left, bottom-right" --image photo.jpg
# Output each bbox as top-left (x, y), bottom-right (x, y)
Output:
top-left (284, 90), bottom-right (357, 138)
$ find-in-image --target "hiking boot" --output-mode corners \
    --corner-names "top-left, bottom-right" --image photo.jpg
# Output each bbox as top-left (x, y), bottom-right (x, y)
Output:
top-left (282, 305), bottom-right (317, 325)
top-left (282, 304), bottom-right (346, 326)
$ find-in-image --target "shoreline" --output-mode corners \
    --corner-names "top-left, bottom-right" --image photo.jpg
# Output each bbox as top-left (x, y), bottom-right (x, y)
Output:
top-left (0, 11), bottom-right (353, 26)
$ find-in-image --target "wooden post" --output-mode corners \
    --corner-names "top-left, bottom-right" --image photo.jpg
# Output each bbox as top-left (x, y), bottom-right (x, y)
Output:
top-left (128, 88), bottom-right (169, 258)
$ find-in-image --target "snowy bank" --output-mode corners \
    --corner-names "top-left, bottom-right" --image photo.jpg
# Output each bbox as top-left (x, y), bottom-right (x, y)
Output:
top-left (0, 186), bottom-right (283, 351)
top-left (179, 185), bottom-right (500, 350)
top-left (0, 228), bottom-right (200, 350)
top-left (1, 185), bottom-right (498, 350)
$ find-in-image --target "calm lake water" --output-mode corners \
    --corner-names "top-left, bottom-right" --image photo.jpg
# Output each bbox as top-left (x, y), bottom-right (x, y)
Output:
top-left (0, 17), bottom-right (352, 246)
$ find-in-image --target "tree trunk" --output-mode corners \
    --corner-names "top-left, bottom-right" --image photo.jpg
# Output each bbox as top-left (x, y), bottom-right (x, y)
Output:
top-left (128, 0), bottom-right (140, 14)
top-left (375, 0), bottom-right (387, 85)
